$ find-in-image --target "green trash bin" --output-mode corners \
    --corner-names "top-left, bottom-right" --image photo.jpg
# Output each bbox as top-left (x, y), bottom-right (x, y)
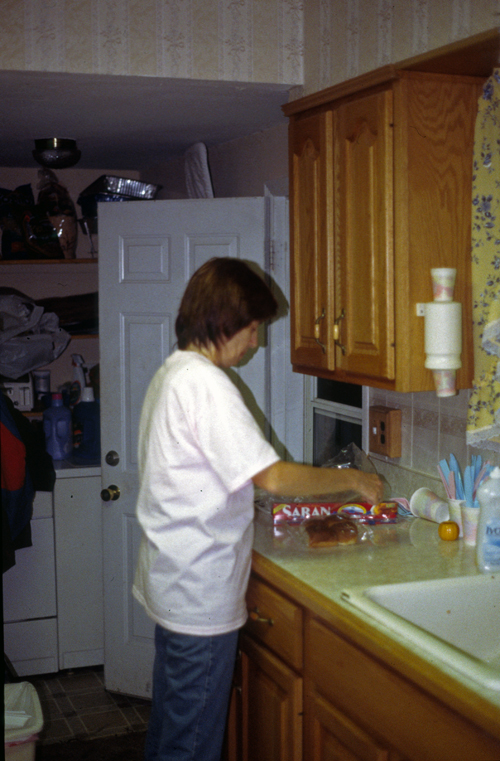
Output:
top-left (4, 682), bottom-right (44, 761)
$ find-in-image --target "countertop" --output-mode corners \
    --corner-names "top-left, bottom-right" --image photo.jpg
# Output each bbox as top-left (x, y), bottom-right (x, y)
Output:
top-left (252, 506), bottom-right (478, 592)
top-left (251, 507), bottom-right (500, 733)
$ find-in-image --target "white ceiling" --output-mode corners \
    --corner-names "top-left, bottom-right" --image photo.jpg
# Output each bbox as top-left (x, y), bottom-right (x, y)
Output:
top-left (0, 70), bottom-right (291, 170)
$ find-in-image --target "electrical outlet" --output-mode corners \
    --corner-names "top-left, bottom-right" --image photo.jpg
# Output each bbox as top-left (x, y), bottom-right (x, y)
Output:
top-left (369, 406), bottom-right (402, 458)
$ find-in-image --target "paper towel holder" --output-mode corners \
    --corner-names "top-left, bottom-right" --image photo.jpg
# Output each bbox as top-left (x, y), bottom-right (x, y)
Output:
top-left (416, 268), bottom-right (462, 397)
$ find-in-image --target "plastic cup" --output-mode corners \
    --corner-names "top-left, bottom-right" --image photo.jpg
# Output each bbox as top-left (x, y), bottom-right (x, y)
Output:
top-left (410, 488), bottom-right (450, 523)
top-left (431, 267), bottom-right (456, 301)
top-left (447, 498), bottom-right (464, 538)
top-left (32, 369), bottom-right (50, 393)
top-left (461, 505), bottom-right (479, 546)
top-left (32, 369), bottom-right (51, 411)
top-left (432, 369), bottom-right (457, 397)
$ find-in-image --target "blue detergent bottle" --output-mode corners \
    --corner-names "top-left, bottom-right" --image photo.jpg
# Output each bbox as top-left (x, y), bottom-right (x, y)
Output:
top-left (476, 466), bottom-right (500, 573)
top-left (72, 387), bottom-right (101, 460)
top-left (43, 393), bottom-right (72, 460)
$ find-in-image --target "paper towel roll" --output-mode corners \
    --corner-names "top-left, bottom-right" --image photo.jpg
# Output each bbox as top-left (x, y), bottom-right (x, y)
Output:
top-left (424, 301), bottom-right (462, 370)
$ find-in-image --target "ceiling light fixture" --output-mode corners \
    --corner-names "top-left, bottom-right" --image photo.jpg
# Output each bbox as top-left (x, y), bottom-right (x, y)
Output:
top-left (32, 138), bottom-right (81, 169)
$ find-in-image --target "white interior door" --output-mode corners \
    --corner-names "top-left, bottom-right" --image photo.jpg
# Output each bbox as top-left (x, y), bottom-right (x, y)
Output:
top-left (98, 197), bottom-right (301, 697)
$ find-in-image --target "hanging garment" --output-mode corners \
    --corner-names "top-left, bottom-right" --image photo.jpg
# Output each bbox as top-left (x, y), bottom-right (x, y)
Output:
top-left (1, 392), bottom-right (55, 571)
top-left (467, 70), bottom-right (500, 451)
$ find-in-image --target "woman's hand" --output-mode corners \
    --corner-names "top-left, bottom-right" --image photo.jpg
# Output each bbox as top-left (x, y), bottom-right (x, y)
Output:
top-left (253, 461), bottom-right (384, 505)
top-left (352, 471), bottom-right (385, 505)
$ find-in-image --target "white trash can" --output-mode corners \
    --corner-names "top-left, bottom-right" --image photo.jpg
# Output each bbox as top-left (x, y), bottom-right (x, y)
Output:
top-left (4, 682), bottom-right (44, 761)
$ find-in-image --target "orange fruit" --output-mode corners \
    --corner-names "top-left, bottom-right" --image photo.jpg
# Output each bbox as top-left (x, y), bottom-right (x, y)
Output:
top-left (438, 521), bottom-right (460, 541)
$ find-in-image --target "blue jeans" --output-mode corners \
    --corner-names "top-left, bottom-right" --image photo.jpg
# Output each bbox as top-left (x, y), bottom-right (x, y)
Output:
top-left (144, 625), bottom-right (239, 761)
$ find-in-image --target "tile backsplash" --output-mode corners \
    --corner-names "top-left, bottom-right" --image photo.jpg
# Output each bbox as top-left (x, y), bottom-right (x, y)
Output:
top-left (368, 388), bottom-right (499, 501)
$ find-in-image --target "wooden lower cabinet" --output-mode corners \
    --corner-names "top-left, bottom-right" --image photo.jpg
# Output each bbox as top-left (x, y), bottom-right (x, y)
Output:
top-left (307, 618), bottom-right (500, 761)
top-left (224, 571), bottom-right (304, 761)
top-left (305, 619), bottom-right (410, 761)
top-left (224, 571), bottom-right (500, 761)
top-left (223, 635), bottom-right (303, 761)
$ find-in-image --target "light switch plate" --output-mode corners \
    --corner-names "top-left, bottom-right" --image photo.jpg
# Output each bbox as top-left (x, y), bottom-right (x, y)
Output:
top-left (369, 406), bottom-right (402, 458)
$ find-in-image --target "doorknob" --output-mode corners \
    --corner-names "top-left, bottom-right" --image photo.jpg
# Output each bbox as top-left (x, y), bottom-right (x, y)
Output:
top-left (105, 450), bottom-right (120, 466)
top-left (101, 485), bottom-right (120, 502)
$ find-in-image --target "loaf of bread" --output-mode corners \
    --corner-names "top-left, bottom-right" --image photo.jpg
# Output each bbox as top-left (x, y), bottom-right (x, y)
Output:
top-left (303, 513), bottom-right (358, 548)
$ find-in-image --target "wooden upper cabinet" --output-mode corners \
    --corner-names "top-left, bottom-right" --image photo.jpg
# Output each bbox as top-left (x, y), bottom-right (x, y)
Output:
top-left (285, 67), bottom-right (482, 392)
top-left (289, 107), bottom-right (334, 373)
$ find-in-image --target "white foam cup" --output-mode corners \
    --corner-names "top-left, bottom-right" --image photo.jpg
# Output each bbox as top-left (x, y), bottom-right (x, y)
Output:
top-left (409, 488), bottom-right (450, 523)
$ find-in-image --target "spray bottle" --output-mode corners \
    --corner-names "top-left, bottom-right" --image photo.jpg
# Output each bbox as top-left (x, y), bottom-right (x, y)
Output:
top-left (72, 386), bottom-right (101, 460)
top-left (70, 354), bottom-right (86, 406)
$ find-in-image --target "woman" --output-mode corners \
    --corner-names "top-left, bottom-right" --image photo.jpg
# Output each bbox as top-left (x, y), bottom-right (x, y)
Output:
top-left (133, 258), bottom-right (383, 761)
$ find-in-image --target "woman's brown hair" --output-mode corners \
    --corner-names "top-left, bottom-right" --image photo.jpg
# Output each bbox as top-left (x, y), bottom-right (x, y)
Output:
top-left (175, 257), bottom-right (278, 350)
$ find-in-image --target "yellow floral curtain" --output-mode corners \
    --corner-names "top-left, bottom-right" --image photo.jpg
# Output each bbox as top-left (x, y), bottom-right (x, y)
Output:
top-left (467, 70), bottom-right (500, 451)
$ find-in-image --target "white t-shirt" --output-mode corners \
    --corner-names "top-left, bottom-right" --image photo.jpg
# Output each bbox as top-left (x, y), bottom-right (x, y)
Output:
top-left (132, 350), bottom-right (279, 636)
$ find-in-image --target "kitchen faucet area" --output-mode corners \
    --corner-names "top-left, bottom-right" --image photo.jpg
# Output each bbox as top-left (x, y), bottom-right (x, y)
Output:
top-left (3, 3), bottom-right (500, 761)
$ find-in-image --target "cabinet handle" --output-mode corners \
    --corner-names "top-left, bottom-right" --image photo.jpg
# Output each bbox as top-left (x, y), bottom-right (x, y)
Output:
top-left (333, 309), bottom-right (346, 355)
top-left (248, 607), bottom-right (274, 626)
top-left (314, 308), bottom-right (326, 354)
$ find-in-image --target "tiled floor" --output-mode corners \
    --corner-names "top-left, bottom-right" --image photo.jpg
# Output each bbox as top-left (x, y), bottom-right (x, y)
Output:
top-left (28, 666), bottom-right (151, 745)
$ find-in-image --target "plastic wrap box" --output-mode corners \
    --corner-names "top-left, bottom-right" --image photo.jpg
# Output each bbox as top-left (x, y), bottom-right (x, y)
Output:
top-left (5, 682), bottom-right (44, 761)
top-left (77, 175), bottom-right (161, 229)
top-left (79, 175), bottom-right (160, 200)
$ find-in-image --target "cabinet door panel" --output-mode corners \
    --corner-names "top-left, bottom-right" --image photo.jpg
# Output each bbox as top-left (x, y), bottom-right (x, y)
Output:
top-left (241, 634), bottom-right (303, 761)
top-left (289, 108), bottom-right (334, 372)
top-left (308, 690), bottom-right (392, 761)
top-left (222, 651), bottom-right (245, 761)
top-left (334, 88), bottom-right (394, 382)
top-left (393, 73), bottom-right (477, 391)
top-left (54, 475), bottom-right (104, 669)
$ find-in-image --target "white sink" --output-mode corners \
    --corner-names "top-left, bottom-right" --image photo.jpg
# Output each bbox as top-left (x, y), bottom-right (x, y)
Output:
top-left (341, 574), bottom-right (500, 690)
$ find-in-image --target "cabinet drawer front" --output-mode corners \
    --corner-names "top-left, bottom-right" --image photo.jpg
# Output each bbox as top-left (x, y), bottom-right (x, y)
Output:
top-left (4, 618), bottom-right (58, 676)
top-left (3, 517), bottom-right (57, 622)
top-left (245, 575), bottom-right (303, 671)
top-left (307, 617), bottom-right (500, 761)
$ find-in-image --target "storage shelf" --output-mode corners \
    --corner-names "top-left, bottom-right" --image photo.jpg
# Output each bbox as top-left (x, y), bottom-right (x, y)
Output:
top-left (0, 258), bottom-right (97, 265)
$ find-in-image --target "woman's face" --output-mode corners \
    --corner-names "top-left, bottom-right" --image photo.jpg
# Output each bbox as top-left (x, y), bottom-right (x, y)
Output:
top-left (214, 320), bottom-right (260, 368)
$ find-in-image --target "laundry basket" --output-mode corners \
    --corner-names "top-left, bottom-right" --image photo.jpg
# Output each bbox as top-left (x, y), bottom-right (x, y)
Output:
top-left (4, 682), bottom-right (44, 761)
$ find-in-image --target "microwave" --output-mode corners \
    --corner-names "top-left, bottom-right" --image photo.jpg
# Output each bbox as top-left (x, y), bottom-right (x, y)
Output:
top-left (304, 377), bottom-right (367, 466)
top-left (1, 374), bottom-right (34, 411)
